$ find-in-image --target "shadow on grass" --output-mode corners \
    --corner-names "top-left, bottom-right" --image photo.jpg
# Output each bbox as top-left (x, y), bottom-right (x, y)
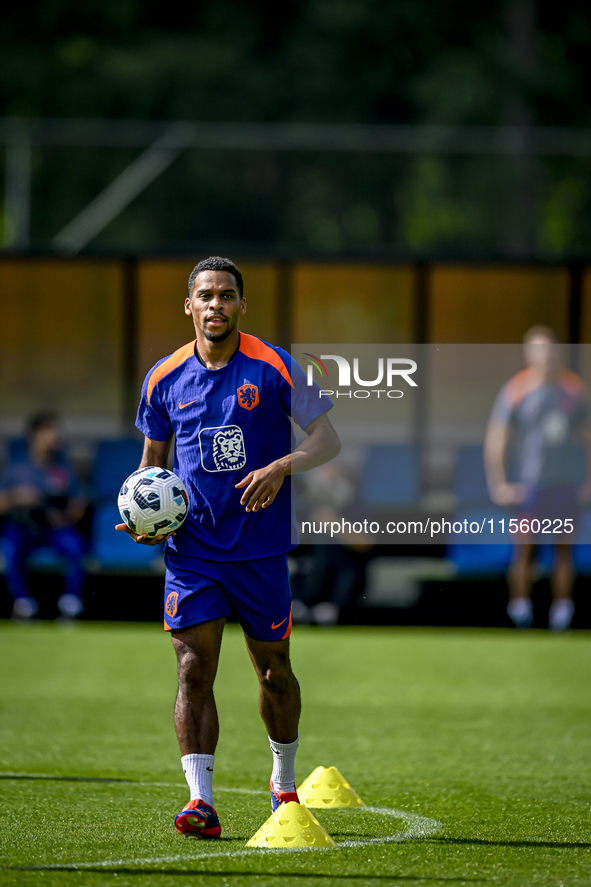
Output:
top-left (2, 869), bottom-right (485, 882)
top-left (0, 774), bottom-right (141, 784)
top-left (431, 837), bottom-right (591, 850)
top-left (326, 833), bottom-right (379, 840)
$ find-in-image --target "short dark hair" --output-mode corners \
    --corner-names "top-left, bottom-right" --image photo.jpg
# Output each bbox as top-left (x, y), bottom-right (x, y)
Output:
top-left (188, 257), bottom-right (244, 298)
top-left (27, 411), bottom-right (58, 436)
top-left (523, 325), bottom-right (560, 344)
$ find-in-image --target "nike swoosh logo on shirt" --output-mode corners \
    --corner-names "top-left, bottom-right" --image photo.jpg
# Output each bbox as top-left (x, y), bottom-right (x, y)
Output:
top-left (178, 399), bottom-right (198, 409)
top-left (271, 617), bottom-right (288, 630)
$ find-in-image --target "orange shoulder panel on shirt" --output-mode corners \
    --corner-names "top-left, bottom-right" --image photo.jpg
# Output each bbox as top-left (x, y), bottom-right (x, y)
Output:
top-left (502, 367), bottom-right (539, 409)
top-left (239, 333), bottom-right (293, 388)
top-left (147, 340), bottom-right (196, 405)
top-left (560, 368), bottom-right (588, 397)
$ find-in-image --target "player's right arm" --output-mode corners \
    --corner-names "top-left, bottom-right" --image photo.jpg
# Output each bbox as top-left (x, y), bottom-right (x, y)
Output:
top-left (138, 436), bottom-right (172, 471)
top-left (115, 436), bottom-right (175, 545)
top-left (484, 418), bottom-right (525, 506)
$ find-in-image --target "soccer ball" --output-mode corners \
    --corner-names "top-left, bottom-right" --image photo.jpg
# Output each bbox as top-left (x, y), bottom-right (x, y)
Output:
top-left (118, 467), bottom-right (190, 537)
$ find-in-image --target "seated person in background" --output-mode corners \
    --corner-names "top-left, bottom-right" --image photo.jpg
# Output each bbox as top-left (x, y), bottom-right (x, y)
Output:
top-left (484, 326), bottom-right (591, 631)
top-left (0, 412), bottom-right (87, 620)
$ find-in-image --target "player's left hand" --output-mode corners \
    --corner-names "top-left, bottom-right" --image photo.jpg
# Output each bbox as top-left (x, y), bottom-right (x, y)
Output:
top-left (115, 522), bottom-right (175, 545)
top-left (235, 462), bottom-right (287, 512)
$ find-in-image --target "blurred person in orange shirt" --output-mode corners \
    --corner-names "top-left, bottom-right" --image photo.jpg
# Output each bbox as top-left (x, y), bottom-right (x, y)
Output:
top-left (484, 327), bottom-right (591, 631)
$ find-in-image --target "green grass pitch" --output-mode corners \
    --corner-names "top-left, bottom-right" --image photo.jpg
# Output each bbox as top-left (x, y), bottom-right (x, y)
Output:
top-left (1, 621), bottom-right (590, 887)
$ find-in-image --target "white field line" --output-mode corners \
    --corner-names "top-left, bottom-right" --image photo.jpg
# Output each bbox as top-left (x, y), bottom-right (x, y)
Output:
top-left (154, 784), bottom-right (266, 794)
top-left (4, 806), bottom-right (442, 870)
top-left (337, 806), bottom-right (441, 847)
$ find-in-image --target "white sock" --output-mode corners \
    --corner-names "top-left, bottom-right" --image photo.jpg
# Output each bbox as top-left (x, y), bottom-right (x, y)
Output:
top-left (507, 597), bottom-right (533, 628)
top-left (181, 754), bottom-right (215, 806)
top-left (549, 599), bottom-right (574, 632)
top-left (269, 736), bottom-right (298, 792)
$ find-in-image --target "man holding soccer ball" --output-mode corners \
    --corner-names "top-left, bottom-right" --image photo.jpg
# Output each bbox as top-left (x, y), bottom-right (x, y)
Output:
top-left (117, 256), bottom-right (340, 838)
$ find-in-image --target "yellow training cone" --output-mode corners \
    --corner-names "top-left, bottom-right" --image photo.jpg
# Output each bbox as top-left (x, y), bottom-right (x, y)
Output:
top-left (246, 801), bottom-right (336, 849)
top-left (297, 766), bottom-right (366, 809)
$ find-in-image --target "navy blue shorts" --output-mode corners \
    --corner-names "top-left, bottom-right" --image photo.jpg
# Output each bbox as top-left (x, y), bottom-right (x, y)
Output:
top-left (163, 551), bottom-right (293, 641)
top-left (518, 486), bottom-right (580, 541)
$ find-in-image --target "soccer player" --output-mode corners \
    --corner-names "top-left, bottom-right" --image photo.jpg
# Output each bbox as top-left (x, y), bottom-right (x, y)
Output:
top-left (117, 256), bottom-right (340, 838)
top-left (484, 326), bottom-right (591, 631)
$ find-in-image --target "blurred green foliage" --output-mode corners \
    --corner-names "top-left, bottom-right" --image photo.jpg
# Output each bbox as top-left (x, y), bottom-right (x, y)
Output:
top-left (1, 0), bottom-right (591, 255)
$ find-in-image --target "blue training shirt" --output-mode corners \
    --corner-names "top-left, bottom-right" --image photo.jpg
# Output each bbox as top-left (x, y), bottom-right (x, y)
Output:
top-left (490, 366), bottom-right (589, 489)
top-left (136, 332), bottom-right (332, 561)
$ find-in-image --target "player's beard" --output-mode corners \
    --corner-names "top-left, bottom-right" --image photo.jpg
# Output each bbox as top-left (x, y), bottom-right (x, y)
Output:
top-left (203, 322), bottom-right (233, 342)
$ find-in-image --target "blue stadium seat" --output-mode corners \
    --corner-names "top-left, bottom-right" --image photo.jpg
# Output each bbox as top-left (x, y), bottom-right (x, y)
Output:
top-left (28, 547), bottom-right (63, 571)
top-left (447, 542), bottom-right (514, 575)
top-left (5, 438), bottom-right (68, 466)
top-left (446, 503), bottom-right (514, 576)
top-left (7, 438), bottom-right (28, 463)
top-left (86, 438), bottom-right (160, 572)
top-left (87, 501), bottom-right (163, 572)
top-left (447, 445), bottom-right (513, 576)
top-left (452, 444), bottom-right (490, 504)
top-left (0, 539), bottom-right (62, 574)
top-left (91, 438), bottom-right (144, 499)
top-left (357, 443), bottom-right (420, 508)
top-left (573, 508), bottom-right (591, 573)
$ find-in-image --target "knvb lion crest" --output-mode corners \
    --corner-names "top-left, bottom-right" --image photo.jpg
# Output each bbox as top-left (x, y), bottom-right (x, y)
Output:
top-left (165, 591), bottom-right (179, 618)
top-left (212, 426), bottom-right (246, 471)
top-left (237, 383), bottom-right (259, 411)
top-left (198, 424), bottom-right (247, 472)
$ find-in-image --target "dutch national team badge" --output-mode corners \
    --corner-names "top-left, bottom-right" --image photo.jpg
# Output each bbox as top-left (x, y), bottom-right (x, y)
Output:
top-left (165, 591), bottom-right (179, 618)
top-left (237, 383), bottom-right (259, 411)
top-left (198, 425), bottom-right (247, 472)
